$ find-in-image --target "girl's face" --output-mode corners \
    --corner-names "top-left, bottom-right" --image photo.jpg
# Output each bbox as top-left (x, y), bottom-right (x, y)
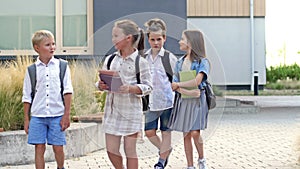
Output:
top-left (34, 37), bottom-right (56, 59)
top-left (179, 33), bottom-right (189, 52)
top-left (112, 26), bottom-right (130, 50)
top-left (148, 31), bottom-right (166, 53)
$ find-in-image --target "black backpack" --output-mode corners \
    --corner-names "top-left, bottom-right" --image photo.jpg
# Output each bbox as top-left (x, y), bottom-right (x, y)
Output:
top-left (197, 58), bottom-right (216, 110)
top-left (106, 51), bottom-right (173, 111)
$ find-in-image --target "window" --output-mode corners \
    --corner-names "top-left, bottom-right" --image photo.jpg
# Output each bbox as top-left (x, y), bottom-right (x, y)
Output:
top-left (63, 0), bottom-right (87, 47)
top-left (0, 0), bottom-right (93, 56)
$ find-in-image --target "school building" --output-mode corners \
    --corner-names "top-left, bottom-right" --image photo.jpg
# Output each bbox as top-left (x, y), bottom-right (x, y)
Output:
top-left (0, 0), bottom-right (266, 90)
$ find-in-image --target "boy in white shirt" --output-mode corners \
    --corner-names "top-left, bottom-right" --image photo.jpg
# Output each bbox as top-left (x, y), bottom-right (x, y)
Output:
top-left (22, 30), bottom-right (73, 169)
top-left (143, 18), bottom-right (177, 169)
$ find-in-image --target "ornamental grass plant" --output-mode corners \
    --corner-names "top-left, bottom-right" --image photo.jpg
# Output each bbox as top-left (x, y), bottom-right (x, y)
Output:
top-left (0, 56), bottom-right (105, 131)
top-left (70, 60), bottom-right (105, 117)
top-left (0, 56), bottom-right (32, 131)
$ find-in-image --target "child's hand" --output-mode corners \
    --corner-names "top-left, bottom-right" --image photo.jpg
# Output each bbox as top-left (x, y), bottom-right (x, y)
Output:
top-left (171, 82), bottom-right (179, 91)
top-left (119, 84), bottom-right (131, 93)
top-left (24, 119), bottom-right (29, 134)
top-left (98, 80), bottom-right (109, 91)
top-left (60, 114), bottom-right (70, 131)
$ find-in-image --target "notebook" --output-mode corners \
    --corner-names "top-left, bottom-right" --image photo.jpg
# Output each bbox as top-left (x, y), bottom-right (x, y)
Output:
top-left (179, 70), bottom-right (198, 98)
top-left (99, 70), bottom-right (123, 92)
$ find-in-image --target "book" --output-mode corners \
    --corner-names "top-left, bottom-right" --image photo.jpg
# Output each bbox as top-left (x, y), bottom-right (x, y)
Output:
top-left (99, 70), bottom-right (123, 92)
top-left (179, 70), bottom-right (199, 98)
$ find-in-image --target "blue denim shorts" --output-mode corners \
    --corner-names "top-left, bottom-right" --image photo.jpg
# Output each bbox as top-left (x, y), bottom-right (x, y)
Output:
top-left (28, 116), bottom-right (66, 145)
top-left (144, 108), bottom-right (172, 131)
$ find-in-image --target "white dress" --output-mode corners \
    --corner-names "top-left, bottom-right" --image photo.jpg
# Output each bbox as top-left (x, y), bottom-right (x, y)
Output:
top-left (101, 51), bottom-right (152, 136)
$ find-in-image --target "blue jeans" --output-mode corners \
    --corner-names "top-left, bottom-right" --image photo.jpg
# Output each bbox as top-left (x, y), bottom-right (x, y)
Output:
top-left (144, 108), bottom-right (172, 131)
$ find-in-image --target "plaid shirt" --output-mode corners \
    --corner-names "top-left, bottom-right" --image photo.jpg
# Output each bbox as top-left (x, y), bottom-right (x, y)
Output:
top-left (101, 50), bottom-right (152, 136)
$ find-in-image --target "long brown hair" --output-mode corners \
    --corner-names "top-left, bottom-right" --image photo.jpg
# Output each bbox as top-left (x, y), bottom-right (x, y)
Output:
top-left (183, 30), bottom-right (206, 61)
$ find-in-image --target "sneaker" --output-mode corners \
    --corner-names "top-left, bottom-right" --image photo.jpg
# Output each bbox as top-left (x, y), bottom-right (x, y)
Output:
top-left (154, 162), bottom-right (164, 169)
top-left (164, 147), bottom-right (173, 167)
top-left (198, 158), bottom-right (207, 169)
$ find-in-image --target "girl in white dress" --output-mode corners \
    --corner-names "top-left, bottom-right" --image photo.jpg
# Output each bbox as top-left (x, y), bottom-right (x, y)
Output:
top-left (97, 19), bottom-right (152, 169)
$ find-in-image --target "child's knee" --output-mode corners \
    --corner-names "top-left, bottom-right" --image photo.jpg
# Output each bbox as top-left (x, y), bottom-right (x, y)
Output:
top-left (124, 147), bottom-right (137, 157)
top-left (145, 129), bottom-right (156, 138)
top-left (52, 145), bottom-right (64, 154)
top-left (35, 144), bottom-right (46, 153)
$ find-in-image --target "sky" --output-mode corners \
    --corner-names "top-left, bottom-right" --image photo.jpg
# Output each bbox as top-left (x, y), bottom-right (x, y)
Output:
top-left (265, 0), bottom-right (300, 67)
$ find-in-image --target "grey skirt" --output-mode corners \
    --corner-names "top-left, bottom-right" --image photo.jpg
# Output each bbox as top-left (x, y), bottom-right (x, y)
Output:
top-left (168, 90), bottom-right (208, 132)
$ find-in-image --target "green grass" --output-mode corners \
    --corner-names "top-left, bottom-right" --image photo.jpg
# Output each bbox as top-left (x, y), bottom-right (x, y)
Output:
top-left (223, 89), bottom-right (300, 96)
top-left (215, 86), bottom-right (300, 96)
top-left (217, 79), bottom-right (300, 96)
top-left (266, 79), bottom-right (300, 90)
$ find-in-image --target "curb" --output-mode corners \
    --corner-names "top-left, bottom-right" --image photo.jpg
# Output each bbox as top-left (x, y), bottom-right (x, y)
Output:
top-left (215, 97), bottom-right (259, 113)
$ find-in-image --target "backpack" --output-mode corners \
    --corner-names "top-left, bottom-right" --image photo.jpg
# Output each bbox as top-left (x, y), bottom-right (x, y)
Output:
top-left (27, 59), bottom-right (68, 104)
top-left (106, 51), bottom-right (173, 111)
top-left (144, 50), bottom-right (173, 83)
top-left (197, 58), bottom-right (216, 110)
top-left (204, 81), bottom-right (216, 110)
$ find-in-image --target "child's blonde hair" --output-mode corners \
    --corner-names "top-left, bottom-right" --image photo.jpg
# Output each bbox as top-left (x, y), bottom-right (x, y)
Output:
top-left (32, 30), bottom-right (54, 47)
top-left (114, 19), bottom-right (144, 56)
top-left (144, 18), bottom-right (167, 38)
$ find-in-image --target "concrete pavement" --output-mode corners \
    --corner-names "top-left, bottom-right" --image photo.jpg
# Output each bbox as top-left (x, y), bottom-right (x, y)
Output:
top-left (2, 96), bottom-right (300, 169)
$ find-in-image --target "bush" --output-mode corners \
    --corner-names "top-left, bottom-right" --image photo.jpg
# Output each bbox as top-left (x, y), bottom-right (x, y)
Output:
top-left (266, 63), bottom-right (300, 90)
top-left (267, 63), bottom-right (300, 83)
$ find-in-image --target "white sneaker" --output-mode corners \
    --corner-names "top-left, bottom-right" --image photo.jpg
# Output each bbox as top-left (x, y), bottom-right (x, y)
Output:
top-left (198, 158), bottom-right (207, 169)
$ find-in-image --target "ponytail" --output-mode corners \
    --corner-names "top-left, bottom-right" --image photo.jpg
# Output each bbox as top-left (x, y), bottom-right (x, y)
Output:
top-left (114, 19), bottom-right (145, 56)
top-left (137, 29), bottom-right (145, 57)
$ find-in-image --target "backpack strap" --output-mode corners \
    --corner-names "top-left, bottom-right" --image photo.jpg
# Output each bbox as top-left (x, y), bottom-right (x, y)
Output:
top-left (135, 55), bottom-right (141, 84)
top-left (107, 54), bottom-right (117, 70)
top-left (144, 50), bottom-right (173, 83)
top-left (161, 50), bottom-right (173, 83)
top-left (28, 63), bottom-right (36, 100)
top-left (105, 53), bottom-right (142, 83)
top-left (59, 59), bottom-right (68, 104)
top-left (28, 59), bottom-right (67, 103)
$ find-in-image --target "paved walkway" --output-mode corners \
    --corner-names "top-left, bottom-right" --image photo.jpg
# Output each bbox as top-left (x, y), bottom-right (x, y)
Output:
top-left (2, 96), bottom-right (300, 169)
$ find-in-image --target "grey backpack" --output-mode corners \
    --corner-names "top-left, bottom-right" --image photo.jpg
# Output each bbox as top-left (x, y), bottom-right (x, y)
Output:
top-left (27, 59), bottom-right (68, 103)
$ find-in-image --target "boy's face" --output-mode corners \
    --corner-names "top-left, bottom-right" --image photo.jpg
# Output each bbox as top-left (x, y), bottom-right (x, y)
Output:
top-left (148, 31), bottom-right (166, 53)
top-left (34, 37), bottom-right (56, 59)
